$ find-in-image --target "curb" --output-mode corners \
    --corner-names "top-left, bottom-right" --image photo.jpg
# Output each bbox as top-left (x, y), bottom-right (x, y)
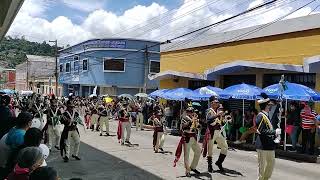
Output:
top-left (228, 141), bottom-right (320, 163)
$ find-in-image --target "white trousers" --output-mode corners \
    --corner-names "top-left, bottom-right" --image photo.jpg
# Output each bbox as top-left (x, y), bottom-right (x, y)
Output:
top-left (208, 130), bottom-right (228, 157)
top-left (99, 116), bottom-right (109, 134)
top-left (136, 113), bottom-right (144, 130)
top-left (155, 132), bottom-right (165, 151)
top-left (65, 130), bottom-right (80, 158)
top-left (121, 122), bottom-right (131, 142)
top-left (47, 125), bottom-right (62, 149)
top-left (257, 150), bottom-right (275, 180)
top-left (184, 137), bottom-right (201, 171)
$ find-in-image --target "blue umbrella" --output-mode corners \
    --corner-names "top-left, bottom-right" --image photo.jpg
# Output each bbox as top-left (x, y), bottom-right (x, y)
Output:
top-left (163, 88), bottom-right (194, 101)
top-left (219, 83), bottom-right (263, 100)
top-left (190, 86), bottom-right (222, 100)
top-left (149, 89), bottom-right (169, 98)
top-left (0, 89), bottom-right (15, 95)
top-left (263, 82), bottom-right (320, 101)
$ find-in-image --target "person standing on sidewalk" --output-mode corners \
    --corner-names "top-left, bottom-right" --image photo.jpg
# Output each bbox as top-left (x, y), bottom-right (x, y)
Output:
top-left (286, 102), bottom-right (302, 152)
top-left (255, 94), bottom-right (281, 180)
top-left (300, 102), bottom-right (317, 155)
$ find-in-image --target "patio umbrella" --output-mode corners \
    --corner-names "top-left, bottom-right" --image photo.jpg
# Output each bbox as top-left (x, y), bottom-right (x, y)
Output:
top-left (0, 89), bottom-right (15, 95)
top-left (219, 83), bottom-right (263, 100)
top-left (263, 82), bottom-right (320, 101)
top-left (135, 93), bottom-right (148, 98)
top-left (162, 88), bottom-right (195, 101)
top-left (220, 83), bottom-right (263, 127)
top-left (149, 89), bottom-right (169, 98)
top-left (118, 94), bottom-right (134, 99)
top-left (190, 86), bottom-right (222, 100)
top-left (104, 97), bottom-right (113, 103)
top-left (264, 81), bottom-right (320, 151)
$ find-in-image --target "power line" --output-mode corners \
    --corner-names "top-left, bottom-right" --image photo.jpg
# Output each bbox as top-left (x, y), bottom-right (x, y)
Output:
top-left (163, 0), bottom-right (317, 59)
top-left (162, 0), bottom-right (294, 52)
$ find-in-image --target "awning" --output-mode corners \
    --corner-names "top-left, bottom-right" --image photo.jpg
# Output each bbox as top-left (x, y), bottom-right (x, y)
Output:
top-left (205, 60), bottom-right (304, 80)
top-left (303, 55), bottom-right (320, 73)
top-left (148, 70), bottom-right (205, 81)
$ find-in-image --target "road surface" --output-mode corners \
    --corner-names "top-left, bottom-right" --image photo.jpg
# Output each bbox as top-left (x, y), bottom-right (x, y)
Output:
top-left (47, 121), bottom-right (320, 180)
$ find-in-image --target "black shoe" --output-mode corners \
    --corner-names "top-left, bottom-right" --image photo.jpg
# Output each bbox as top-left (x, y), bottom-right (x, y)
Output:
top-left (72, 155), bottom-right (81, 160)
top-left (141, 128), bottom-right (144, 130)
top-left (63, 156), bottom-right (69, 162)
top-left (159, 148), bottom-right (164, 152)
top-left (191, 169), bottom-right (200, 174)
top-left (55, 146), bottom-right (60, 150)
top-left (121, 142), bottom-right (125, 146)
top-left (106, 133), bottom-right (110, 136)
top-left (125, 141), bottom-right (131, 145)
top-left (100, 133), bottom-right (102, 136)
top-left (207, 156), bottom-right (213, 173)
top-left (215, 154), bottom-right (226, 172)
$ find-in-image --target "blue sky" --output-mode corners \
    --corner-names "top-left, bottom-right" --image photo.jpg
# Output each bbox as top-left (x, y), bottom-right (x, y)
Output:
top-left (44, 0), bottom-right (183, 24)
top-left (7, 0), bottom-right (320, 46)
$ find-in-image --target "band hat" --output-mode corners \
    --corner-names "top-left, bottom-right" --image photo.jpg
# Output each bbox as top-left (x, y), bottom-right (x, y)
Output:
top-left (257, 98), bottom-right (270, 104)
top-left (209, 96), bottom-right (219, 103)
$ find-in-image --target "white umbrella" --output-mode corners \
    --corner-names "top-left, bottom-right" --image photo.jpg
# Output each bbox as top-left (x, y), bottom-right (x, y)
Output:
top-left (135, 93), bottom-right (148, 98)
top-left (118, 94), bottom-right (134, 99)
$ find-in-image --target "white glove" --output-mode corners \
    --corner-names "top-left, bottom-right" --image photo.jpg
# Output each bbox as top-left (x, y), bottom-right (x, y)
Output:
top-left (275, 128), bottom-right (281, 135)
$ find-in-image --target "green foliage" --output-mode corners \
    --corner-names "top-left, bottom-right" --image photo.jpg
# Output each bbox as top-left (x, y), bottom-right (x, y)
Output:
top-left (0, 36), bottom-right (58, 68)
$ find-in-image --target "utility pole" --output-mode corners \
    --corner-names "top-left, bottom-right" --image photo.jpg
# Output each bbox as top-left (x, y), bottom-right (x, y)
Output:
top-left (143, 45), bottom-right (149, 93)
top-left (49, 40), bottom-right (58, 96)
top-left (26, 57), bottom-right (29, 90)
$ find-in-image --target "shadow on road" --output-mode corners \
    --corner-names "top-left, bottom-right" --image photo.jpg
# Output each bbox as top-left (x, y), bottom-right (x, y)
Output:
top-left (47, 142), bottom-right (163, 180)
top-left (212, 168), bottom-right (244, 177)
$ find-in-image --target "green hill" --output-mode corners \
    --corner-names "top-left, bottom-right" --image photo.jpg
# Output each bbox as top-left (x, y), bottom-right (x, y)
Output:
top-left (0, 36), bottom-right (58, 68)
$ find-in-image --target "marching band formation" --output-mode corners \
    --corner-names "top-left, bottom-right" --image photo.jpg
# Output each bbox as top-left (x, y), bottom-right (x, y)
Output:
top-left (5, 92), bottom-right (280, 179)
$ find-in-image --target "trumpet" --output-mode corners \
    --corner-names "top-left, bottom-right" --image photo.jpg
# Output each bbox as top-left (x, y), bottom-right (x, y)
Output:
top-left (190, 113), bottom-right (200, 131)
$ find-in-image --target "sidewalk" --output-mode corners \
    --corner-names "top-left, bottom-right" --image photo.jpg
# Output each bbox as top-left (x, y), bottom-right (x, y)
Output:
top-left (228, 141), bottom-right (320, 163)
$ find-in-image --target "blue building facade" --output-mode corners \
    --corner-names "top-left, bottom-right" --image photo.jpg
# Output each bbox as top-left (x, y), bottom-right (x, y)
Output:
top-left (58, 38), bottom-right (160, 97)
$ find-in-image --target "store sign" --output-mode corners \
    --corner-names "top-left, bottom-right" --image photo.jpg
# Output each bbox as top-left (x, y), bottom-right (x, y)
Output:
top-left (83, 40), bottom-right (126, 49)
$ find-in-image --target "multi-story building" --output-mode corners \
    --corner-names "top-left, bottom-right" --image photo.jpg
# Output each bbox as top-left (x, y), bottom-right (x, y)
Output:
top-left (0, 68), bottom-right (15, 89)
top-left (15, 55), bottom-right (62, 96)
top-left (58, 38), bottom-right (160, 97)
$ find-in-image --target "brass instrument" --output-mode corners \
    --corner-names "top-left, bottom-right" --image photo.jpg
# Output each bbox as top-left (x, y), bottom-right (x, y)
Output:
top-left (190, 113), bottom-right (200, 131)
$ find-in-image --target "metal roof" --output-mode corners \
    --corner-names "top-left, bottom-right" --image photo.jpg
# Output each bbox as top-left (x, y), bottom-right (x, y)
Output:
top-left (161, 13), bottom-right (320, 52)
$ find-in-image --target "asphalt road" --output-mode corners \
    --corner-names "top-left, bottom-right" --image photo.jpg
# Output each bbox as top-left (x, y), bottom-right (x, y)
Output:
top-left (47, 121), bottom-right (320, 180)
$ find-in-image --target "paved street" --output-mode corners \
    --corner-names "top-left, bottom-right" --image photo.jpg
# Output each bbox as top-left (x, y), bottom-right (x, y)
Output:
top-left (47, 121), bottom-right (320, 180)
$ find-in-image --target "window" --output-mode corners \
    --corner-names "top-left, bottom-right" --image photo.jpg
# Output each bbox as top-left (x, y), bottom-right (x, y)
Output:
top-left (73, 61), bottom-right (79, 72)
top-left (82, 59), bottom-right (88, 71)
top-left (149, 61), bottom-right (160, 74)
top-left (103, 58), bottom-right (125, 72)
top-left (59, 64), bottom-right (63, 72)
top-left (73, 55), bottom-right (79, 61)
top-left (65, 62), bottom-right (71, 73)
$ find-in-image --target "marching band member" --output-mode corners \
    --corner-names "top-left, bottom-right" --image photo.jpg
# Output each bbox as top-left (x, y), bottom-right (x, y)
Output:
top-left (174, 107), bottom-right (201, 177)
top-left (91, 108), bottom-right (99, 131)
top-left (46, 96), bottom-right (62, 151)
top-left (256, 94), bottom-right (280, 180)
top-left (149, 111), bottom-right (165, 153)
top-left (60, 100), bottom-right (81, 162)
top-left (98, 104), bottom-right (110, 136)
top-left (203, 97), bottom-right (228, 172)
top-left (117, 102), bottom-right (132, 145)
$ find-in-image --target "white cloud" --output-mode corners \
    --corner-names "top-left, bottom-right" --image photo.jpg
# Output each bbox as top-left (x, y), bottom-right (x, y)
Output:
top-left (61, 0), bottom-right (106, 12)
top-left (19, 0), bottom-right (52, 17)
top-left (7, 0), bottom-right (320, 47)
